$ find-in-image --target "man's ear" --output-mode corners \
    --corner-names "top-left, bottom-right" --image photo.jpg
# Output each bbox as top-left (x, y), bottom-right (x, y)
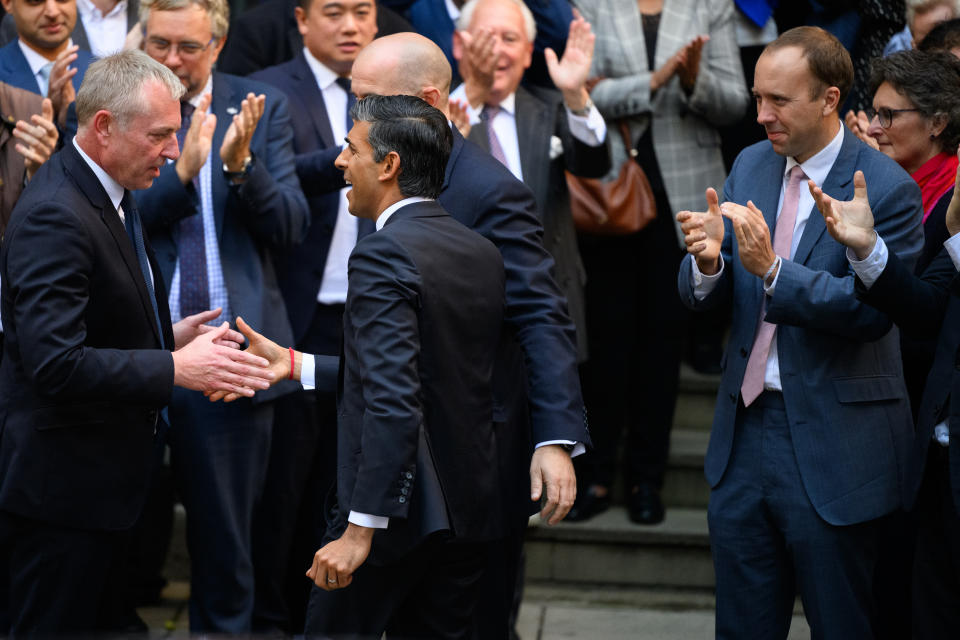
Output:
top-left (91, 110), bottom-right (114, 141)
top-left (295, 6), bottom-right (308, 36)
top-left (379, 150), bottom-right (401, 182)
top-left (420, 86), bottom-right (442, 108)
top-left (822, 85), bottom-right (841, 117)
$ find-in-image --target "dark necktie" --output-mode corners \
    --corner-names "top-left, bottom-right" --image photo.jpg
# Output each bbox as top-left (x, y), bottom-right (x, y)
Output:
top-left (334, 77), bottom-right (375, 239)
top-left (176, 100), bottom-right (210, 318)
top-left (121, 191), bottom-right (165, 349)
top-left (480, 104), bottom-right (509, 168)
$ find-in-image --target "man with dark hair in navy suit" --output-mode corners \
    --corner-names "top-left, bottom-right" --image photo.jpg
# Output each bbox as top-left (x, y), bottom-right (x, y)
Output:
top-left (134, 0), bottom-right (309, 632)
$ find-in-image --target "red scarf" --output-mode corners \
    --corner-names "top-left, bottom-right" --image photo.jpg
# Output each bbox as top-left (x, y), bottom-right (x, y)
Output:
top-left (913, 152), bottom-right (959, 224)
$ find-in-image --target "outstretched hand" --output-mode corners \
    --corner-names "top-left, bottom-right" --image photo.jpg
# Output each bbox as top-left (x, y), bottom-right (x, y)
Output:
top-left (172, 307), bottom-right (244, 350)
top-left (809, 170), bottom-right (877, 260)
top-left (172, 322), bottom-right (274, 396)
top-left (207, 316), bottom-right (294, 402)
top-left (677, 187), bottom-right (724, 274)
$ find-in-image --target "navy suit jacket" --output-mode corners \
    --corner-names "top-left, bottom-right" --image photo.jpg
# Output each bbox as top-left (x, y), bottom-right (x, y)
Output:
top-left (250, 52), bottom-right (348, 344)
top-left (134, 72), bottom-right (309, 400)
top-left (679, 127), bottom-right (925, 526)
top-left (856, 246), bottom-right (960, 514)
top-left (0, 143), bottom-right (175, 531)
top-left (0, 40), bottom-right (90, 95)
top-left (332, 201), bottom-right (505, 561)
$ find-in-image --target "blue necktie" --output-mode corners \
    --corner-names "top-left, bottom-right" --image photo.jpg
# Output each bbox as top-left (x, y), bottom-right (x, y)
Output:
top-left (335, 77), bottom-right (375, 239)
top-left (121, 191), bottom-right (165, 350)
top-left (176, 100), bottom-right (210, 318)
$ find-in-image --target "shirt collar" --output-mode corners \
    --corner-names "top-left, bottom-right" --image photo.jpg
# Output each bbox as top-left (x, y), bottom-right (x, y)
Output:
top-left (187, 74), bottom-right (214, 110)
top-left (303, 46), bottom-right (343, 91)
top-left (17, 39), bottom-right (73, 76)
top-left (785, 121), bottom-right (844, 185)
top-left (445, 0), bottom-right (460, 22)
top-left (494, 92), bottom-right (516, 116)
top-left (73, 137), bottom-right (125, 212)
top-left (77, 0), bottom-right (127, 19)
top-left (375, 196), bottom-right (431, 231)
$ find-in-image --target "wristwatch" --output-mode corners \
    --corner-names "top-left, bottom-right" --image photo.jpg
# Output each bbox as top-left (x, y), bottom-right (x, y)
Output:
top-left (569, 97), bottom-right (594, 118)
top-left (223, 155), bottom-right (253, 182)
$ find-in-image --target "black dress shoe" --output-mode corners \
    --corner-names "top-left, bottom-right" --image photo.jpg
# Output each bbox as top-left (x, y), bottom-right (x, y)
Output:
top-left (564, 488), bottom-right (610, 522)
top-left (628, 485), bottom-right (665, 525)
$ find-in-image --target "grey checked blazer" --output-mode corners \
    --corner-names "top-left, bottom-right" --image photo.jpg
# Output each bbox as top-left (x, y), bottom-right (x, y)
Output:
top-left (576, 0), bottom-right (749, 242)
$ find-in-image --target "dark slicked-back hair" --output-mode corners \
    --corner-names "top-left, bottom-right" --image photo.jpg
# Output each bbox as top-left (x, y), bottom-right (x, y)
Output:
top-left (349, 94), bottom-right (452, 199)
top-left (868, 49), bottom-right (960, 152)
top-left (919, 17), bottom-right (960, 52)
top-left (764, 26), bottom-right (855, 105)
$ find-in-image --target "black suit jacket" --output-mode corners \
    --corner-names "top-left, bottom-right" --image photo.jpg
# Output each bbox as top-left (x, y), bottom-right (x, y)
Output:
top-left (332, 201), bottom-right (505, 561)
top-left (468, 85), bottom-right (610, 357)
top-left (218, 0), bottom-right (412, 77)
top-left (250, 52), bottom-right (347, 344)
top-left (856, 244), bottom-right (960, 513)
top-left (0, 143), bottom-right (175, 531)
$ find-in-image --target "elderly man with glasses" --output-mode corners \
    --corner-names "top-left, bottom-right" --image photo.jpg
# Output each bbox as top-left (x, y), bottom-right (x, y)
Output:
top-left (134, 0), bottom-right (309, 633)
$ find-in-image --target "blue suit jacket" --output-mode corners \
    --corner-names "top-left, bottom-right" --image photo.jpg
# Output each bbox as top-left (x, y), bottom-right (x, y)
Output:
top-left (0, 40), bottom-right (90, 96)
top-left (134, 72), bottom-right (309, 400)
top-left (679, 127), bottom-right (924, 526)
top-left (250, 53), bottom-right (347, 344)
top-left (856, 245), bottom-right (960, 514)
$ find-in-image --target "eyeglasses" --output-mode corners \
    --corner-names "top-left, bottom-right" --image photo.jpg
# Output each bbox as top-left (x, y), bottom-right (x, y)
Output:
top-left (866, 106), bottom-right (921, 129)
top-left (145, 36), bottom-right (217, 59)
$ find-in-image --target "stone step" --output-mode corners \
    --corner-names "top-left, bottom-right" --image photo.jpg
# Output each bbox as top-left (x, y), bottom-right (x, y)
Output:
top-left (525, 507), bottom-right (714, 590)
top-left (673, 364), bottom-right (720, 433)
top-left (663, 429), bottom-right (710, 509)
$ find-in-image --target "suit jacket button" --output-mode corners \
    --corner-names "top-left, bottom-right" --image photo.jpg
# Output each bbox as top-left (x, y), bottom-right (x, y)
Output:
top-left (739, 347), bottom-right (747, 357)
top-left (398, 496), bottom-right (406, 504)
top-left (729, 393), bottom-right (737, 404)
top-left (405, 472), bottom-right (413, 479)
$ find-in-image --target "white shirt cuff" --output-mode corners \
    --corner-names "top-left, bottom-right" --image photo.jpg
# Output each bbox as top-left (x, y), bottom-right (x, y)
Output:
top-left (565, 104), bottom-right (607, 146)
top-left (535, 440), bottom-right (585, 458)
top-left (691, 255), bottom-right (724, 300)
top-left (944, 232), bottom-right (960, 271)
top-left (847, 233), bottom-right (886, 290)
top-left (348, 511), bottom-right (389, 529)
top-left (762, 256), bottom-right (783, 295)
top-left (300, 353), bottom-right (315, 390)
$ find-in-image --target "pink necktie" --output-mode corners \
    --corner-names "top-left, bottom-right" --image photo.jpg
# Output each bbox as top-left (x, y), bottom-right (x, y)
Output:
top-left (740, 165), bottom-right (807, 407)
top-left (481, 104), bottom-right (508, 167)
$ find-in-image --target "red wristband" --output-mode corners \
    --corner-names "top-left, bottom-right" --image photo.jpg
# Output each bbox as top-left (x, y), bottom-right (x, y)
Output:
top-left (289, 347), bottom-right (295, 380)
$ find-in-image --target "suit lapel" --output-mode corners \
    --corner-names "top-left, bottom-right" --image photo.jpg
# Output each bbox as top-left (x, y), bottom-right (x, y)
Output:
top-left (62, 145), bottom-right (164, 345)
top-left (0, 43), bottom-right (41, 95)
top-left (210, 73), bottom-right (233, 240)
top-left (291, 53), bottom-right (337, 148)
top-left (443, 126), bottom-right (466, 191)
top-left (793, 128), bottom-right (855, 266)
top-left (514, 87), bottom-right (550, 212)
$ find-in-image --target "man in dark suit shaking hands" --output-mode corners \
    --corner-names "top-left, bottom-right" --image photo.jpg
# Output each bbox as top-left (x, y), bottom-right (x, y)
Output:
top-left (223, 94), bottom-right (506, 638)
top-left (0, 49), bottom-right (275, 635)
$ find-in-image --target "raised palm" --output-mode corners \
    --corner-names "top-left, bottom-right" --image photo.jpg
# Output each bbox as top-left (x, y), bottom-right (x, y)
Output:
top-left (811, 170), bottom-right (876, 258)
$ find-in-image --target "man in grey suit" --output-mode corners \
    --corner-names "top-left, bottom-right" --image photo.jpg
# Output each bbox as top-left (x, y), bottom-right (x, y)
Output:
top-left (677, 27), bottom-right (924, 638)
top-left (450, 0), bottom-right (608, 359)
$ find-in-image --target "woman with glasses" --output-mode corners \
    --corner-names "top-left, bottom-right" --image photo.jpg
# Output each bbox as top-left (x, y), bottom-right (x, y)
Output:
top-left (848, 49), bottom-right (960, 276)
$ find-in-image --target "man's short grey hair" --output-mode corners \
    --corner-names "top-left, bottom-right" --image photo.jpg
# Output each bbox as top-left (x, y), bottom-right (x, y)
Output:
top-left (457, 0), bottom-right (536, 43)
top-left (76, 49), bottom-right (185, 127)
top-left (906, 0), bottom-right (960, 29)
top-left (140, 0), bottom-right (230, 39)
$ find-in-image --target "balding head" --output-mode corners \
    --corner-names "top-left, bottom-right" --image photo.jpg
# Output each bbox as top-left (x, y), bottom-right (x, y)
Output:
top-left (352, 33), bottom-right (452, 113)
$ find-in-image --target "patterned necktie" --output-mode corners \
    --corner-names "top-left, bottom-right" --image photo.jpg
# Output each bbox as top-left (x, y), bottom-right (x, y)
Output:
top-left (121, 191), bottom-right (165, 349)
top-left (176, 100), bottom-right (209, 318)
top-left (38, 62), bottom-right (54, 96)
top-left (481, 104), bottom-right (509, 167)
top-left (740, 165), bottom-right (807, 407)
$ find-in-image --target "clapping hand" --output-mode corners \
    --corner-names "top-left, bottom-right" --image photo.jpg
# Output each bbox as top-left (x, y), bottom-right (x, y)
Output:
top-left (14, 99), bottom-right (58, 180)
top-left (221, 93), bottom-right (265, 175)
top-left (845, 110), bottom-right (878, 150)
top-left (810, 170), bottom-right (877, 260)
top-left (456, 27), bottom-right (497, 108)
top-left (720, 200), bottom-right (776, 278)
top-left (676, 35), bottom-right (709, 92)
top-left (545, 10), bottom-right (595, 111)
top-left (47, 45), bottom-right (78, 121)
top-left (677, 187), bottom-right (725, 274)
top-left (176, 93), bottom-right (216, 184)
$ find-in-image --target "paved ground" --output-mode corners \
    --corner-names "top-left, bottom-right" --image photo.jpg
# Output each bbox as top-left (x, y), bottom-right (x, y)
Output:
top-left (137, 582), bottom-right (812, 639)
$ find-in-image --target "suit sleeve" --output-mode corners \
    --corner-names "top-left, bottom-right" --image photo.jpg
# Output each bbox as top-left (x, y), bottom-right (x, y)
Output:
top-left (559, 105), bottom-right (611, 179)
top-left (467, 164), bottom-right (589, 445)
top-left (343, 234), bottom-right (423, 519)
top-left (857, 245), bottom-right (957, 336)
top-left (764, 174), bottom-right (924, 341)
top-left (229, 91), bottom-right (310, 248)
top-left (3, 201), bottom-right (175, 403)
top-left (296, 145), bottom-right (347, 197)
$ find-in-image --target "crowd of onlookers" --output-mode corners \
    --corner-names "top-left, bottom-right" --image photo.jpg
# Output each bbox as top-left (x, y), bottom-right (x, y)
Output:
top-left (2, 0), bottom-right (960, 637)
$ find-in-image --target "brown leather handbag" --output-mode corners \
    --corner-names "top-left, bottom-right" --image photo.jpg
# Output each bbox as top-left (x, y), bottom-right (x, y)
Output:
top-left (566, 120), bottom-right (657, 235)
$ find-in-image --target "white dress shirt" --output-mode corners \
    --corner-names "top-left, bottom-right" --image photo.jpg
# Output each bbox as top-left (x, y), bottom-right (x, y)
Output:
top-left (850, 230), bottom-right (960, 446)
top-left (302, 47), bottom-right (357, 306)
top-left (76, 0), bottom-right (129, 58)
top-left (17, 40), bottom-right (73, 96)
top-left (692, 123), bottom-right (845, 393)
top-left (447, 86), bottom-right (607, 182)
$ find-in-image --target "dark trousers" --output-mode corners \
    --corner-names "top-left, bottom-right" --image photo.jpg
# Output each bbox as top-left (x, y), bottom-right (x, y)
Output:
top-left (912, 444), bottom-right (960, 638)
top-left (169, 389), bottom-right (273, 633)
top-left (576, 198), bottom-right (685, 490)
top-left (473, 526), bottom-right (525, 640)
top-left (304, 535), bottom-right (489, 639)
top-left (0, 511), bottom-right (131, 635)
top-left (709, 392), bottom-right (880, 639)
top-left (253, 303), bottom-right (342, 633)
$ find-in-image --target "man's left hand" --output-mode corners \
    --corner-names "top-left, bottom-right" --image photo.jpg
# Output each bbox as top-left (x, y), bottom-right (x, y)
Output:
top-left (546, 10), bottom-right (595, 112)
top-left (530, 444), bottom-right (576, 525)
top-left (14, 98), bottom-right (58, 180)
top-left (220, 92), bottom-right (265, 173)
top-left (306, 524), bottom-right (374, 590)
top-left (721, 200), bottom-right (777, 278)
top-left (47, 45), bottom-right (79, 121)
top-left (172, 308), bottom-right (245, 350)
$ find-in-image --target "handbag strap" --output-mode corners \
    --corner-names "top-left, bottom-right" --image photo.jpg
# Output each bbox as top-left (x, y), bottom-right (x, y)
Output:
top-left (617, 120), bottom-right (638, 158)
